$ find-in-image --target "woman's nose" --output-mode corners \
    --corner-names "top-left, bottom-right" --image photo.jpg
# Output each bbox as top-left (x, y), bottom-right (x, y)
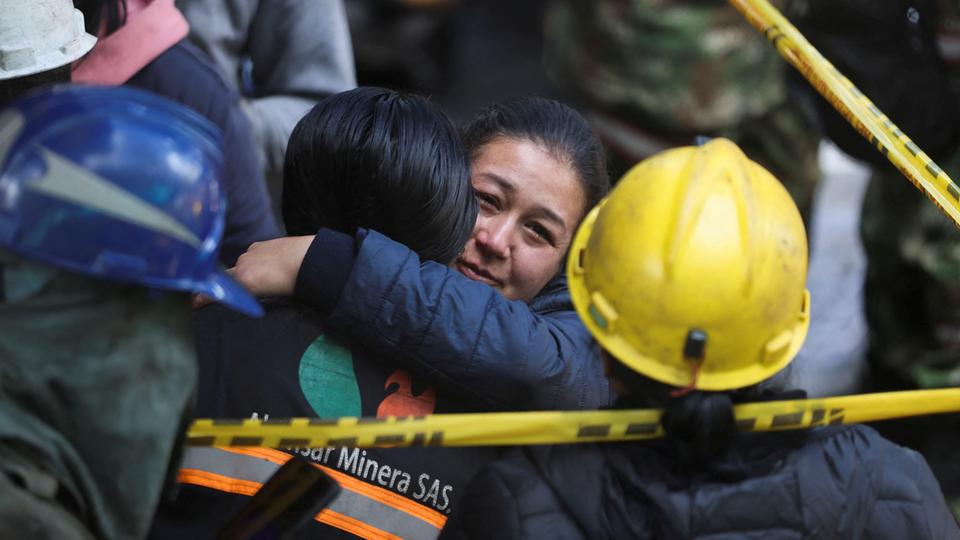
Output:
top-left (474, 217), bottom-right (511, 259)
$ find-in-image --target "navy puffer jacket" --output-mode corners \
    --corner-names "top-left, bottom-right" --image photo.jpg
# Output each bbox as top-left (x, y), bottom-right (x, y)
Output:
top-left (295, 228), bottom-right (613, 411)
top-left (441, 424), bottom-right (959, 539)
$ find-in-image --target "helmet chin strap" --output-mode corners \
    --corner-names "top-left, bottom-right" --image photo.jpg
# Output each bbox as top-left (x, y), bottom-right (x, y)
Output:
top-left (669, 361), bottom-right (703, 398)
top-left (670, 328), bottom-right (707, 397)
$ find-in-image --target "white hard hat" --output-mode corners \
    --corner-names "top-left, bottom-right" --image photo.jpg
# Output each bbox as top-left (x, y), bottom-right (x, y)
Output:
top-left (0, 0), bottom-right (97, 80)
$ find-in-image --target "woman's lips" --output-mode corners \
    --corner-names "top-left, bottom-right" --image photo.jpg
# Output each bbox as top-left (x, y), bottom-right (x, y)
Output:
top-left (456, 259), bottom-right (502, 287)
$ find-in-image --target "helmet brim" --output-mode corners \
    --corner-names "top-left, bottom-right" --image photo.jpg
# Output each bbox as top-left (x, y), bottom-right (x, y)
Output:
top-left (0, 34), bottom-right (96, 81)
top-left (196, 271), bottom-right (264, 318)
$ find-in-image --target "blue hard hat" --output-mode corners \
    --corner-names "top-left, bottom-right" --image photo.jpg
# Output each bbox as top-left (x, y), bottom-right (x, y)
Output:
top-left (0, 84), bottom-right (263, 317)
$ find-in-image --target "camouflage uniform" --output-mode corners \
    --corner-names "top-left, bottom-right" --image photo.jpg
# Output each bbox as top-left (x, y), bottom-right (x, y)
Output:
top-left (862, 158), bottom-right (960, 391)
top-left (543, 0), bottom-right (820, 215)
top-left (862, 154), bottom-right (960, 518)
top-left (0, 257), bottom-right (197, 539)
top-left (855, 0), bottom-right (960, 390)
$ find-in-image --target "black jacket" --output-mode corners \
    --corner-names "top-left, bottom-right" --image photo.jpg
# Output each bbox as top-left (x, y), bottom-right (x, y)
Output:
top-left (442, 425), bottom-right (959, 539)
top-left (150, 299), bottom-right (497, 539)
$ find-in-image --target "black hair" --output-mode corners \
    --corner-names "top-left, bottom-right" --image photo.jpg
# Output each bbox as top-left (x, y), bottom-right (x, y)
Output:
top-left (282, 87), bottom-right (476, 264)
top-left (0, 66), bottom-right (71, 107)
top-left (461, 97), bottom-right (610, 219)
top-left (74, 0), bottom-right (128, 36)
top-left (607, 357), bottom-right (778, 466)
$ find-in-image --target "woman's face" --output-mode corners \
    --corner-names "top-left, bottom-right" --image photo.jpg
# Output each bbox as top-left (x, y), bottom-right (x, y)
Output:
top-left (453, 136), bottom-right (586, 301)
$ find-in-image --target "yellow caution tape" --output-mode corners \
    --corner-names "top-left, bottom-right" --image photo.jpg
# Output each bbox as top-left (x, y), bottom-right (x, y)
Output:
top-left (729, 0), bottom-right (960, 229)
top-left (186, 388), bottom-right (960, 449)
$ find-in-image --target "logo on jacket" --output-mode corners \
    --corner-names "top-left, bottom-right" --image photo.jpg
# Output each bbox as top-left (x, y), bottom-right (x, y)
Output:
top-left (298, 334), bottom-right (362, 417)
top-left (376, 369), bottom-right (436, 418)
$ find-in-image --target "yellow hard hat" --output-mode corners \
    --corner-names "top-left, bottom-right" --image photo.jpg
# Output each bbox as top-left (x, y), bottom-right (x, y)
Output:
top-left (567, 138), bottom-right (810, 391)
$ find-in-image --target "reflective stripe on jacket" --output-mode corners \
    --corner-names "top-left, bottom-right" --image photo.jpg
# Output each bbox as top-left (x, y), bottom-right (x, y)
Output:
top-left (179, 447), bottom-right (445, 539)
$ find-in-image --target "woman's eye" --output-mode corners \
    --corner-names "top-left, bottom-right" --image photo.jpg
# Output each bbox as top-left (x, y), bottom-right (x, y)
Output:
top-left (528, 223), bottom-right (555, 245)
top-left (476, 192), bottom-right (499, 210)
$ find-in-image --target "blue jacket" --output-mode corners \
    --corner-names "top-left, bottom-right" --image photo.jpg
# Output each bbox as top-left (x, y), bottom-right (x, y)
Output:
top-left (441, 425), bottom-right (960, 539)
top-left (296, 229), bottom-right (614, 411)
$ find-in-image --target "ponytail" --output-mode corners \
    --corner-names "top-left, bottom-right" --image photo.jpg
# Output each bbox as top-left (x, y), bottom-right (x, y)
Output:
top-left (607, 356), bottom-right (739, 465)
top-left (661, 391), bottom-right (735, 465)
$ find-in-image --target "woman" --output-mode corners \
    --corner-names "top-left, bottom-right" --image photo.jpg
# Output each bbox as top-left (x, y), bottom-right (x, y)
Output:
top-left (231, 97), bottom-right (614, 411)
top-left (441, 139), bottom-right (958, 539)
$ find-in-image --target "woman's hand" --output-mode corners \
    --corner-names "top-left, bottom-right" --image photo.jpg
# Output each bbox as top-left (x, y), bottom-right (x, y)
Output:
top-left (230, 235), bottom-right (315, 297)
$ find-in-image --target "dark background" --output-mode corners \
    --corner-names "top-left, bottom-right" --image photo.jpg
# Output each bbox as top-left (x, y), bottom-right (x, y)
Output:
top-left (345, 0), bottom-right (562, 123)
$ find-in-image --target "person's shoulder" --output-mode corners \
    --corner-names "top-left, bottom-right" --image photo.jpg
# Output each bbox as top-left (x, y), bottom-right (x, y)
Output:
top-left (191, 298), bottom-right (328, 382)
top-left (445, 444), bottom-right (606, 539)
top-left (796, 424), bottom-right (935, 490)
top-left (151, 40), bottom-right (237, 93)
top-left (806, 426), bottom-right (958, 538)
top-left (528, 273), bottom-right (572, 314)
top-left (130, 40), bottom-right (242, 125)
top-left (193, 297), bottom-right (323, 330)
top-left (805, 424), bottom-right (906, 455)
top-left (792, 424), bottom-right (885, 459)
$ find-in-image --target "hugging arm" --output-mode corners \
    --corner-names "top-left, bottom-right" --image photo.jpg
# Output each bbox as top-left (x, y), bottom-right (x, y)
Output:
top-left (295, 229), bottom-right (613, 410)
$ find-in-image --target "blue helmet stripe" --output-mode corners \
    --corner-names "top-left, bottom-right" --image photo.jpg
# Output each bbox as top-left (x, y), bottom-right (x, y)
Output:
top-left (29, 147), bottom-right (202, 248)
top-left (0, 110), bottom-right (24, 170)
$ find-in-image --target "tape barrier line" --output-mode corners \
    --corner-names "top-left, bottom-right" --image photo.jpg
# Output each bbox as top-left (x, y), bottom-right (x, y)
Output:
top-left (728, 0), bottom-right (960, 229)
top-left (186, 388), bottom-right (960, 449)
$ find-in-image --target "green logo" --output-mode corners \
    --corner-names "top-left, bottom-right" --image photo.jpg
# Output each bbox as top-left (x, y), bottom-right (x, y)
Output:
top-left (298, 334), bottom-right (361, 417)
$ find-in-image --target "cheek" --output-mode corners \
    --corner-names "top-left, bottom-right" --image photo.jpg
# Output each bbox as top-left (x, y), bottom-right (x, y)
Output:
top-left (512, 246), bottom-right (565, 292)
top-left (459, 234), bottom-right (480, 258)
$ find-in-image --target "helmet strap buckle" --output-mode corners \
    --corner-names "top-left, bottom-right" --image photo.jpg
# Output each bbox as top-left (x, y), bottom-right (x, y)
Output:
top-left (670, 328), bottom-right (708, 397)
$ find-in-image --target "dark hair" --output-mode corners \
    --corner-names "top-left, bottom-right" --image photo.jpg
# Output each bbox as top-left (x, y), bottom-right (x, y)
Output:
top-left (282, 87), bottom-right (476, 264)
top-left (74, 0), bottom-right (128, 36)
top-left (462, 97), bottom-right (610, 219)
top-left (0, 66), bottom-right (71, 107)
top-left (609, 358), bottom-right (741, 466)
